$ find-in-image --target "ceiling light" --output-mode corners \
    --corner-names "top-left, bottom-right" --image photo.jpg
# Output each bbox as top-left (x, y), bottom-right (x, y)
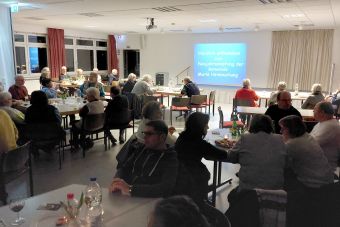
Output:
top-left (199, 19), bottom-right (217, 23)
top-left (86, 25), bottom-right (96, 28)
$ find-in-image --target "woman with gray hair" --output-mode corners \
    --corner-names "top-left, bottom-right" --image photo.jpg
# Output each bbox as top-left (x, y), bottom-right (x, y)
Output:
top-left (131, 74), bottom-right (154, 96)
top-left (122, 73), bottom-right (137, 94)
top-left (269, 81), bottom-right (287, 106)
top-left (279, 115), bottom-right (333, 190)
top-left (301, 83), bottom-right (325, 109)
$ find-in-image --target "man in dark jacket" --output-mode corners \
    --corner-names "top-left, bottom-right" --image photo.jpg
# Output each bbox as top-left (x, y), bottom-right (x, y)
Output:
top-left (105, 86), bottom-right (130, 144)
top-left (181, 77), bottom-right (200, 97)
top-left (109, 120), bottom-right (178, 198)
top-left (265, 91), bottom-right (302, 134)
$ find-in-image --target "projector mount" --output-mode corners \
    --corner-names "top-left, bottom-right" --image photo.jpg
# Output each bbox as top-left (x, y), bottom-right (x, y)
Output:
top-left (146, 17), bottom-right (157, 31)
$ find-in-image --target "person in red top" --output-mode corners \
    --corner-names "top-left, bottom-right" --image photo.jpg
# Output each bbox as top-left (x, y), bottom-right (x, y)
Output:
top-left (8, 75), bottom-right (28, 101)
top-left (235, 78), bottom-right (259, 107)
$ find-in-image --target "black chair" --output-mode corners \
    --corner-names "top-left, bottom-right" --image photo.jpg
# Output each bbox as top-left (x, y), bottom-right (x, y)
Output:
top-left (125, 92), bottom-right (142, 119)
top-left (24, 123), bottom-right (66, 169)
top-left (104, 109), bottom-right (135, 149)
top-left (170, 97), bottom-right (191, 125)
top-left (0, 142), bottom-right (33, 205)
top-left (79, 113), bottom-right (106, 157)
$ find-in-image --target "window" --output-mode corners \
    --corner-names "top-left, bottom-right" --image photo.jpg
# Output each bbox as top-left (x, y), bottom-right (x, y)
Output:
top-left (65, 49), bottom-right (75, 72)
top-left (96, 50), bottom-right (107, 70)
top-left (14, 34), bottom-right (24, 42)
top-left (96, 41), bottom-right (107, 47)
top-left (64, 38), bottom-right (73, 45)
top-left (15, 47), bottom-right (27, 74)
top-left (28, 35), bottom-right (46, 43)
top-left (29, 47), bottom-right (47, 73)
top-left (76, 39), bottom-right (93, 46)
top-left (77, 49), bottom-right (94, 71)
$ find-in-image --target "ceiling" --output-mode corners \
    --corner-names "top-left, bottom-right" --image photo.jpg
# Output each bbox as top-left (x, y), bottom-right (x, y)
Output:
top-left (2, 0), bottom-right (340, 34)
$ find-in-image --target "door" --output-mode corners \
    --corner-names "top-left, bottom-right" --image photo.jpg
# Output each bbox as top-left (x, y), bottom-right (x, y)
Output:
top-left (123, 49), bottom-right (140, 78)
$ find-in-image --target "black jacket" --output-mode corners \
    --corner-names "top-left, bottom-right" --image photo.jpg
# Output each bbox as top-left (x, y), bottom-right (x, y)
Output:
top-left (181, 81), bottom-right (200, 97)
top-left (105, 95), bottom-right (130, 125)
top-left (115, 144), bottom-right (178, 198)
top-left (122, 80), bottom-right (136, 94)
top-left (25, 105), bottom-right (62, 125)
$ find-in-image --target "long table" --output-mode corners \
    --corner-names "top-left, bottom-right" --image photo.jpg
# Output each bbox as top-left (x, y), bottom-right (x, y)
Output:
top-left (0, 184), bottom-right (157, 227)
top-left (237, 106), bottom-right (314, 118)
top-left (256, 91), bottom-right (311, 107)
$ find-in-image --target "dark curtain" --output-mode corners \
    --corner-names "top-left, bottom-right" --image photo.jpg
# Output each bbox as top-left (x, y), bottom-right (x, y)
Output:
top-left (47, 28), bottom-right (65, 80)
top-left (108, 35), bottom-right (119, 74)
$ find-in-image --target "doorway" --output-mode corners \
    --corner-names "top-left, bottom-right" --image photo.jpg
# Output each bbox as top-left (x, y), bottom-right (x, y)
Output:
top-left (123, 49), bottom-right (140, 78)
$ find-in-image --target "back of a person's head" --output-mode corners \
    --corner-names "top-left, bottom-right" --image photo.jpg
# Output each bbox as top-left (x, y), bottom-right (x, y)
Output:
top-left (128, 73), bottom-right (136, 81)
top-left (0, 92), bottom-right (12, 106)
top-left (40, 72), bottom-right (49, 78)
top-left (183, 77), bottom-right (191, 83)
top-left (311, 83), bottom-right (322, 94)
top-left (142, 101), bottom-right (162, 120)
top-left (150, 196), bottom-right (210, 227)
top-left (277, 90), bottom-right (291, 101)
top-left (279, 115), bottom-right (306, 138)
top-left (142, 74), bottom-right (152, 83)
top-left (184, 112), bottom-right (209, 138)
top-left (86, 87), bottom-right (100, 100)
top-left (41, 78), bottom-right (51, 87)
top-left (41, 67), bottom-right (50, 73)
top-left (249, 114), bottom-right (274, 134)
top-left (145, 120), bottom-right (168, 136)
top-left (317, 101), bottom-right (334, 115)
top-left (110, 86), bottom-right (120, 96)
top-left (30, 90), bottom-right (48, 106)
top-left (277, 81), bottom-right (287, 91)
top-left (242, 78), bottom-right (251, 88)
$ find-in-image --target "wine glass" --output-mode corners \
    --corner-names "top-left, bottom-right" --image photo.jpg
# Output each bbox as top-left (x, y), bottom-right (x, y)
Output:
top-left (9, 198), bottom-right (25, 225)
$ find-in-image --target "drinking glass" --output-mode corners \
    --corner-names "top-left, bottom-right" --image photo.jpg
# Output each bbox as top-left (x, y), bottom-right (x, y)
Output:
top-left (9, 198), bottom-right (25, 225)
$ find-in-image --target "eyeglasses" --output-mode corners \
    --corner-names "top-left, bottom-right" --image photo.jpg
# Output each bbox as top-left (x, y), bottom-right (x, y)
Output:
top-left (142, 131), bottom-right (161, 136)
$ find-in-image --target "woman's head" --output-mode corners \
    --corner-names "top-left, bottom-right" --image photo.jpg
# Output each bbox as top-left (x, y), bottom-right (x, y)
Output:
top-left (142, 101), bottom-right (162, 120)
top-left (311, 83), bottom-right (322, 95)
top-left (248, 114), bottom-right (274, 134)
top-left (30, 90), bottom-right (48, 106)
top-left (148, 196), bottom-right (210, 227)
top-left (128, 73), bottom-right (137, 81)
top-left (184, 112), bottom-right (210, 138)
top-left (277, 81), bottom-right (287, 91)
top-left (279, 115), bottom-right (306, 140)
top-left (86, 87), bottom-right (100, 101)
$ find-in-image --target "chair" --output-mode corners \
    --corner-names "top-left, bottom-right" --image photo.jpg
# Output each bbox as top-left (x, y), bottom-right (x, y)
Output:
top-left (233, 98), bottom-right (253, 124)
top-left (190, 95), bottom-right (208, 113)
top-left (203, 90), bottom-right (216, 116)
top-left (104, 109), bottom-right (135, 149)
top-left (170, 97), bottom-right (191, 125)
top-left (24, 123), bottom-right (66, 170)
top-left (125, 93), bottom-right (142, 119)
top-left (0, 142), bottom-right (33, 205)
top-left (218, 106), bottom-right (244, 129)
top-left (79, 113), bottom-right (106, 158)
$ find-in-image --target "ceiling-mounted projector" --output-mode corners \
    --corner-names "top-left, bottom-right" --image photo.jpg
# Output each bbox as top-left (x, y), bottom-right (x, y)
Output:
top-left (146, 18), bottom-right (157, 30)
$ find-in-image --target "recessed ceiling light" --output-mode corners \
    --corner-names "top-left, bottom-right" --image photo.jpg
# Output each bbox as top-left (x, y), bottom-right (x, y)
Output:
top-left (199, 19), bottom-right (217, 23)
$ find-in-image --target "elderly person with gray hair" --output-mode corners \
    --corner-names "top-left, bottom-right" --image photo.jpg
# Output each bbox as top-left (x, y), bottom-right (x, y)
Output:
top-left (79, 72), bottom-right (105, 98)
top-left (180, 77), bottom-right (200, 97)
top-left (122, 73), bottom-right (137, 94)
top-left (71, 87), bottom-right (104, 148)
top-left (301, 83), bottom-right (325, 109)
top-left (0, 92), bottom-right (25, 124)
top-left (131, 74), bottom-right (154, 96)
top-left (235, 78), bottom-right (259, 107)
top-left (310, 101), bottom-right (340, 174)
top-left (269, 81), bottom-right (287, 106)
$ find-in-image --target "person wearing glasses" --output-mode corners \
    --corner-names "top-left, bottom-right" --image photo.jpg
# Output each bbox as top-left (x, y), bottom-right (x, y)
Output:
top-left (265, 91), bottom-right (302, 134)
top-left (109, 120), bottom-right (178, 198)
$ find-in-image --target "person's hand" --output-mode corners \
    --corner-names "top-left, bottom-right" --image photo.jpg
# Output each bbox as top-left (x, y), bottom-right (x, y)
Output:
top-left (109, 178), bottom-right (131, 196)
top-left (11, 99), bottom-right (23, 107)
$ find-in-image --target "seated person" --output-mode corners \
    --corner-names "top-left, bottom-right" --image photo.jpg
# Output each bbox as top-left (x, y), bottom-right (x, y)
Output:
top-left (227, 114), bottom-right (286, 190)
top-left (39, 67), bottom-right (51, 85)
top-left (109, 120), bottom-right (178, 198)
top-left (25, 90), bottom-right (62, 125)
top-left (105, 86), bottom-right (130, 145)
top-left (279, 115), bottom-right (333, 190)
top-left (0, 92), bottom-right (25, 124)
top-left (180, 77), bottom-right (200, 97)
top-left (41, 78), bottom-right (58, 99)
top-left (148, 196), bottom-right (211, 227)
top-left (175, 112), bottom-right (228, 204)
top-left (265, 91), bottom-right (302, 134)
top-left (108, 69), bottom-right (119, 85)
top-left (59, 66), bottom-right (69, 81)
top-left (301, 83), bottom-right (324, 109)
top-left (0, 110), bottom-right (18, 151)
top-left (122, 73), bottom-right (137, 94)
top-left (8, 75), bottom-right (29, 101)
top-left (235, 78), bottom-right (259, 107)
top-left (134, 101), bottom-right (176, 146)
top-left (71, 88), bottom-right (104, 147)
top-left (310, 101), bottom-right (340, 174)
top-left (131, 74), bottom-right (154, 96)
top-left (79, 72), bottom-right (105, 98)
top-left (74, 68), bottom-right (85, 81)
top-left (268, 81), bottom-right (286, 106)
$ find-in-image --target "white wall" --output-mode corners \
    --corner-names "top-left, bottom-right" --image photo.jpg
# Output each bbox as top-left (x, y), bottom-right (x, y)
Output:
top-left (140, 32), bottom-right (272, 89)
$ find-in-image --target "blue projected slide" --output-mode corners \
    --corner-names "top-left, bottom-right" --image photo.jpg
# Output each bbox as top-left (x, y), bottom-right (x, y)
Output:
top-left (194, 43), bottom-right (247, 86)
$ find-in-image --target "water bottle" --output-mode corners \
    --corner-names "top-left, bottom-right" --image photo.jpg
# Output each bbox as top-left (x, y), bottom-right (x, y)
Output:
top-left (85, 177), bottom-right (103, 227)
top-left (66, 193), bottom-right (79, 219)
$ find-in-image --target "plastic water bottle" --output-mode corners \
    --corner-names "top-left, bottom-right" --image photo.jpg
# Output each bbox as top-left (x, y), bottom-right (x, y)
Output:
top-left (66, 193), bottom-right (79, 219)
top-left (85, 177), bottom-right (103, 227)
